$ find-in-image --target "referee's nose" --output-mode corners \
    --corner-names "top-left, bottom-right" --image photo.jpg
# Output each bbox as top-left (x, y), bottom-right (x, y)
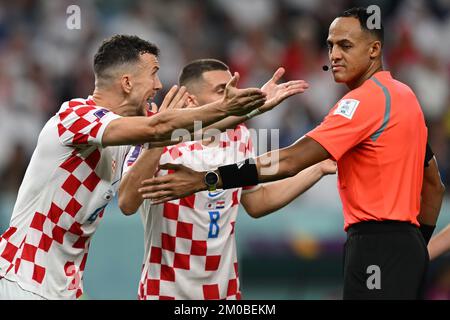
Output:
top-left (330, 46), bottom-right (343, 64)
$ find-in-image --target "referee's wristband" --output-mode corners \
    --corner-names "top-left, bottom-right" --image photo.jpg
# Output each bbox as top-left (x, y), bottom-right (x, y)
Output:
top-left (419, 223), bottom-right (436, 245)
top-left (218, 158), bottom-right (259, 189)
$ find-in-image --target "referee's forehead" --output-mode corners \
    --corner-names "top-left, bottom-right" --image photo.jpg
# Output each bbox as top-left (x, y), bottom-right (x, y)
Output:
top-left (328, 17), bottom-right (365, 43)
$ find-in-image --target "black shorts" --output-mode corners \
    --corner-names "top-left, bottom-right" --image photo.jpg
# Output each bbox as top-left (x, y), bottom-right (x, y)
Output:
top-left (343, 220), bottom-right (429, 300)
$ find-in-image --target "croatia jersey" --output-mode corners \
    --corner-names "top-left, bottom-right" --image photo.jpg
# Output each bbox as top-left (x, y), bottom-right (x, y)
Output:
top-left (124, 124), bottom-right (257, 300)
top-left (0, 96), bottom-right (129, 299)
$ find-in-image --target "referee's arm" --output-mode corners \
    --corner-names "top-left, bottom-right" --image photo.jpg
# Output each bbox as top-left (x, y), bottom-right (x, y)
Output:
top-left (418, 143), bottom-right (445, 250)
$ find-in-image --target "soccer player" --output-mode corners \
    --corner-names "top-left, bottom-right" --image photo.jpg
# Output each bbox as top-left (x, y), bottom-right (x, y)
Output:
top-left (139, 8), bottom-right (442, 299)
top-left (119, 59), bottom-right (335, 300)
top-left (0, 34), bottom-right (268, 299)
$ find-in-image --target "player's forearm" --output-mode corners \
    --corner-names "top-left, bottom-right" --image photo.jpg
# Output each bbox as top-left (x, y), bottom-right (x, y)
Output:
top-left (242, 164), bottom-right (324, 218)
top-left (147, 115), bottom-right (247, 148)
top-left (118, 147), bottom-right (164, 215)
top-left (202, 116), bottom-right (247, 135)
top-left (146, 100), bottom-right (229, 143)
top-left (428, 225), bottom-right (450, 260)
top-left (103, 100), bottom-right (229, 147)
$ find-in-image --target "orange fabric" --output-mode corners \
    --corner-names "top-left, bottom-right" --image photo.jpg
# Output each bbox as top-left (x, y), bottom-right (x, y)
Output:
top-left (307, 71), bottom-right (427, 230)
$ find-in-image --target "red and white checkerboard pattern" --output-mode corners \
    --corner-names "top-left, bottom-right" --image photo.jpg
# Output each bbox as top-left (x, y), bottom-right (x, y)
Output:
top-left (0, 97), bottom-right (125, 299)
top-left (126, 124), bottom-right (256, 300)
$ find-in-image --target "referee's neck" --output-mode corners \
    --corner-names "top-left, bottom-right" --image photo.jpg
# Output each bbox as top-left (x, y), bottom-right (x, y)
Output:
top-left (347, 63), bottom-right (384, 90)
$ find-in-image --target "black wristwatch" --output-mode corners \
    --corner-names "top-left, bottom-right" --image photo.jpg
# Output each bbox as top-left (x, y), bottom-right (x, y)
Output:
top-left (204, 171), bottom-right (219, 191)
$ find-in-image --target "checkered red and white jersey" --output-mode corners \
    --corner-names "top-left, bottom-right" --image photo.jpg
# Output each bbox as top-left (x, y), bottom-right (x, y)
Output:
top-left (124, 124), bottom-right (257, 300)
top-left (0, 96), bottom-right (129, 299)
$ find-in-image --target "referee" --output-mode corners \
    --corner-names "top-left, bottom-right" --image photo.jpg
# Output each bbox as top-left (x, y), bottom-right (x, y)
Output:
top-left (139, 7), bottom-right (445, 299)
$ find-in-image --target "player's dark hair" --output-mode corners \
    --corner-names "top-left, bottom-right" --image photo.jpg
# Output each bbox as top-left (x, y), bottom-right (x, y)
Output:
top-left (94, 34), bottom-right (159, 78)
top-left (179, 59), bottom-right (229, 86)
top-left (338, 7), bottom-right (384, 46)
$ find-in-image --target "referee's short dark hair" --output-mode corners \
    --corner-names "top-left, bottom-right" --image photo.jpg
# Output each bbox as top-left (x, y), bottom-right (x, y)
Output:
top-left (179, 59), bottom-right (229, 86)
top-left (339, 7), bottom-right (384, 46)
top-left (94, 34), bottom-right (160, 79)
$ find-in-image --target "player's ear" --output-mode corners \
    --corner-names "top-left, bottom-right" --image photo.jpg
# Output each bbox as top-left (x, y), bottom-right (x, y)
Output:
top-left (370, 41), bottom-right (382, 59)
top-left (121, 74), bottom-right (132, 94)
top-left (186, 94), bottom-right (199, 108)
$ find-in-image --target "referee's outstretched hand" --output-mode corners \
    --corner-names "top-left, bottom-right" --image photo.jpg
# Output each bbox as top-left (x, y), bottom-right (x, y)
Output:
top-left (258, 67), bottom-right (310, 113)
top-left (139, 163), bottom-right (205, 204)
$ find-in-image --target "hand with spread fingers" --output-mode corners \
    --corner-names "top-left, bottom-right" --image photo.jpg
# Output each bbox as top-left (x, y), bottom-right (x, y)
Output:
top-left (258, 67), bottom-right (310, 113)
top-left (139, 163), bottom-right (206, 204)
top-left (152, 85), bottom-right (189, 113)
top-left (221, 72), bottom-right (267, 116)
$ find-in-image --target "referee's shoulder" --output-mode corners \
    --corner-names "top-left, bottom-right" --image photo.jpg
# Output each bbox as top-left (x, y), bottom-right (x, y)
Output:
top-left (340, 80), bottom-right (384, 105)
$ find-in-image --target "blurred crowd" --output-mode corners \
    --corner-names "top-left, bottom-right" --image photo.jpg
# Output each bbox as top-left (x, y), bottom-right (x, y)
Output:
top-left (0, 0), bottom-right (449, 299)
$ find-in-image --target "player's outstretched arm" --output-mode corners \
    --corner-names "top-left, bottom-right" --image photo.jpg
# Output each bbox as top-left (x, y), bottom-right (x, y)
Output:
top-left (118, 91), bottom-right (188, 215)
top-left (241, 159), bottom-right (336, 218)
top-left (102, 73), bottom-right (266, 147)
top-left (147, 67), bottom-right (310, 145)
top-left (139, 136), bottom-right (330, 204)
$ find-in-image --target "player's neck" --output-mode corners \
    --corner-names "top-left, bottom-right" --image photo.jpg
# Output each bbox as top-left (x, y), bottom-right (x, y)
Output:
top-left (347, 62), bottom-right (383, 90)
top-left (91, 88), bottom-right (128, 115)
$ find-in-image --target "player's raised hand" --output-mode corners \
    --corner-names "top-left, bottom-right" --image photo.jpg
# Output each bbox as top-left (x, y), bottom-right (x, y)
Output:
top-left (222, 72), bottom-right (267, 116)
top-left (139, 163), bottom-right (206, 204)
top-left (157, 85), bottom-right (189, 112)
top-left (258, 67), bottom-right (309, 113)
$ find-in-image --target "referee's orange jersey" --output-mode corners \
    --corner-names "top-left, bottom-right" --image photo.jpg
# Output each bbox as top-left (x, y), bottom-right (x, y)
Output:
top-left (307, 71), bottom-right (427, 231)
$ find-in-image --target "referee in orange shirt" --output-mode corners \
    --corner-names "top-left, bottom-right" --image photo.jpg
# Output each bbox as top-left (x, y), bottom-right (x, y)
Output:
top-left (139, 7), bottom-right (445, 299)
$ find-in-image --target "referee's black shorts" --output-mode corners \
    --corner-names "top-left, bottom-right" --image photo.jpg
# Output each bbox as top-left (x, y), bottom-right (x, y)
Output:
top-left (343, 220), bottom-right (429, 300)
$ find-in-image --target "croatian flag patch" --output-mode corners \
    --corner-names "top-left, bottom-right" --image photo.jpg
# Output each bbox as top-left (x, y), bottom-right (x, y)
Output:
top-left (94, 108), bottom-right (109, 119)
top-left (333, 99), bottom-right (360, 120)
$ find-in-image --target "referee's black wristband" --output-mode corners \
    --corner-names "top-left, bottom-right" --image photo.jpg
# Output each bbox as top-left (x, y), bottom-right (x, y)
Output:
top-left (419, 223), bottom-right (436, 244)
top-left (218, 158), bottom-right (259, 189)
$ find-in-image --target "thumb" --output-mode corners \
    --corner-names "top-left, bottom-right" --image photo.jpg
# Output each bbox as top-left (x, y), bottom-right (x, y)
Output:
top-left (226, 72), bottom-right (240, 89)
top-left (271, 67), bottom-right (285, 83)
top-left (150, 102), bottom-right (158, 113)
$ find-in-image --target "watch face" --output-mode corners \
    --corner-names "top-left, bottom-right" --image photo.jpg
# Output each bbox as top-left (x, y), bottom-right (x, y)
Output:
top-left (205, 172), bottom-right (218, 186)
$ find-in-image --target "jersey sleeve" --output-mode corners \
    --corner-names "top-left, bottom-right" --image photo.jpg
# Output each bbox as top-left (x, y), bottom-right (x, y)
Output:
top-left (122, 144), bottom-right (145, 176)
top-left (57, 105), bottom-right (121, 147)
top-left (306, 88), bottom-right (386, 161)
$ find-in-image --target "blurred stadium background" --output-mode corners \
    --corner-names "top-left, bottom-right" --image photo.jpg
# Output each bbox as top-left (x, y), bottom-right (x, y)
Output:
top-left (0, 0), bottom-right (449, 299)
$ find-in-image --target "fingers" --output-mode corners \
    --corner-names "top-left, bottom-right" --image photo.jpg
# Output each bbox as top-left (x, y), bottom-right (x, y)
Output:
top-left (271, 67), bottom-right (286, 84)
top-left (159, 85), bottom-right (188, 111)
top-left (159, 85), bottom-right (178, 111)
top-left (150, 102), bottom-right (158, 113)
top-left (167, 86), bottom-right (188, 110)
top-left (236, 87), bottom-right (266, 98)
top-left (142, 189), bottom-right (174, 200)
top-left (226, 72), bottom-right (240, 89)
top-left (151, 196), bottom-right (177, 205)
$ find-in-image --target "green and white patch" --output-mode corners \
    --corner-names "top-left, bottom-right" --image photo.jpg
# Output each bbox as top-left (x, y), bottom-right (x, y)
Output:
top-left (333, 99), bottom-right (360, 120)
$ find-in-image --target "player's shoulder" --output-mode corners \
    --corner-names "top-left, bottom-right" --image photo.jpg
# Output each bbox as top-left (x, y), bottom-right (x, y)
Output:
top-left (58, 96), bottom-right (106, 116)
